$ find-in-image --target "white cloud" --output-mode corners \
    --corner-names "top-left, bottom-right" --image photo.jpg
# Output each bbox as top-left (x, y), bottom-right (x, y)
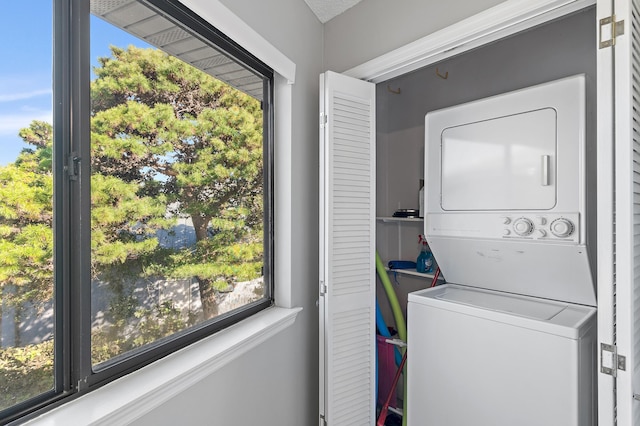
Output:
top-left (0, 73), bottom-right (52, 104)
top-left (0, 111), bottom-right (52, 136)
top-left (0, 89), bottom-right (51, 102)
top-left (0, 74), bottom-right (53, 139)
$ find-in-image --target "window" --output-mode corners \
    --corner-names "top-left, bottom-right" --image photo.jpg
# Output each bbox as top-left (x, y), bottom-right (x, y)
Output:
top-left (0, 0), bottom-right (273, 422)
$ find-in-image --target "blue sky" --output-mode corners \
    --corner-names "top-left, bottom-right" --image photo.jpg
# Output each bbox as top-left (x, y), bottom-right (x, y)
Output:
top-left (0, 2), bottom-right (149, 165)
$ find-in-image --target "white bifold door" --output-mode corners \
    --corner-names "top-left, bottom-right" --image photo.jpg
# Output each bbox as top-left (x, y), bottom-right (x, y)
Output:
top-left (319, 71), bottom-right (376, 425)
top-left (597, 0), bottom-right (640, 424)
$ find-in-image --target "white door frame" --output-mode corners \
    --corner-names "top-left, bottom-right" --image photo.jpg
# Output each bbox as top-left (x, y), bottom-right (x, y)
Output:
top-left (596, 0), bottom-right (616, 423)
top-left (345, 0), bottom-right (595, 83)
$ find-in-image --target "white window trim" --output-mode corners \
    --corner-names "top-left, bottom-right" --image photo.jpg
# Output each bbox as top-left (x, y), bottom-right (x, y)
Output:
top-left (177, 0), bottom-right (296, 84)
top-left (176, 0), bottom-right (297, 309)
top-left (345, 0), bottom-right (595, 83)
top-left (24, 307), bottom-right (302, 426)
top-left (273, 74), bottom-right (295, 308)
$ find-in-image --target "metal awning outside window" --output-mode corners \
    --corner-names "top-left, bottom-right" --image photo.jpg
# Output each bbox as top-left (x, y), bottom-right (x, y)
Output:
top-left (90, 0), bottom-right (265, 100)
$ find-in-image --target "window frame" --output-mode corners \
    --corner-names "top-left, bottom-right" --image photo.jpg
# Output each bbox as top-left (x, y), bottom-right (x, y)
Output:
top-left (2, 0), bottom-right (275, 423)
top-left (81, 0), bottom-right (276, 388)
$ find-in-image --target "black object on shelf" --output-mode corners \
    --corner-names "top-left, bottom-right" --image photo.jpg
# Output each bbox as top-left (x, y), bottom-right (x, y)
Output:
top-left (392, 209), bottom-right (419, 218)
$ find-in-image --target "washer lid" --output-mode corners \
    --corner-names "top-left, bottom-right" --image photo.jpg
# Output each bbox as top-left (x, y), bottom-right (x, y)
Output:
top-left (425, 236), bottom-right (596, 306)
top-left (435, 285), bottom-right (566, 320)
top-left (409, 284), bottom-right (596, 339)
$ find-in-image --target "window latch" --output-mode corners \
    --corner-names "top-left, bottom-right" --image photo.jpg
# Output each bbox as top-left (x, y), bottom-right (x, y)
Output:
top-left (66, 152), bottom-right (81, 181)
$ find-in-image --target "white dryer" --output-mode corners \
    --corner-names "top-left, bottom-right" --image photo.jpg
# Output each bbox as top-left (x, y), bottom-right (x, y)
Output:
top-left (408, 75), bottom-right (597, 425)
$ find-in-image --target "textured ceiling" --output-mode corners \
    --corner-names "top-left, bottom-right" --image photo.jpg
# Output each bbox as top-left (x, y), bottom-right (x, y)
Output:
top-left (303, 0), bottom-right (364, 23)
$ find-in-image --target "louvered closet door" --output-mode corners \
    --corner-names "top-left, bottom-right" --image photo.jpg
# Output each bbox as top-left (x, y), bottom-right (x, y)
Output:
top-left (319, 71), bottom-right (376, 426)
top-left (608, 0), bottom-right (640, 424)
top-left (614, 0), bottom-right (640, 423)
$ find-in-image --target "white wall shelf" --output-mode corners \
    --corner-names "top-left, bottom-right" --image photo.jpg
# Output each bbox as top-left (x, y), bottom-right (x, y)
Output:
top-left (384, 267), bottom-right (442, 281)
top-left (377, 217), bottom-right (423, 223)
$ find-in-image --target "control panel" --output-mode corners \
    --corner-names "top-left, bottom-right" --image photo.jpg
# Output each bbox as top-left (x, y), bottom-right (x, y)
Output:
top-left (502, 215), bottom-right (576, 241)
top-left (427, 212), bottom-right (581, 243)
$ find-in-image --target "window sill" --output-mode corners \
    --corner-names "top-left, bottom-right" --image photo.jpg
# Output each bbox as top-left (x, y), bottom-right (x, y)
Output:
top-left (24, 306), bottom-right (302, 426)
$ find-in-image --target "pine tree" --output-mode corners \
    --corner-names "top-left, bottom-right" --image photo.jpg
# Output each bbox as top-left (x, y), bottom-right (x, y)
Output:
top-left (90, 46), bottom-right (264, 320)
top-left (0, 121), bottom-right (55, 345)
top-left (0, 46), bottom-right (264, 338)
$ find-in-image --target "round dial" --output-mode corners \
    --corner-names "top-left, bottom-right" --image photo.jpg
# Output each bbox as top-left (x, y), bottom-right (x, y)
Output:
top-left (550, 218), bottom-right (575, 238)
top-left (512, 218), bottom-right (534, 236)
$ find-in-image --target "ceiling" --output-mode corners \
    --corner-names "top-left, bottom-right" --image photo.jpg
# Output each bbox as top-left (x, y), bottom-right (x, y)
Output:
top-left (303, 0), bottom-right (364, 23)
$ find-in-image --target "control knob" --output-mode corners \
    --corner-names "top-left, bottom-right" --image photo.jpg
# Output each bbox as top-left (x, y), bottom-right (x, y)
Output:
top-left (512, 218), bottom-right (534, 236)
top-left (550, 218), bottom-right (574, 238)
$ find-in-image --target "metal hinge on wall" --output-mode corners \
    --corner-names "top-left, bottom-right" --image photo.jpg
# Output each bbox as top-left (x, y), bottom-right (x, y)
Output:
top-left (601, 343), bottom-right (626, 377)
top-left (599, 15), bottom-right (625, 49)
top-left (320, 280), bottom-right (327, 296)
top-left (320, 414), bottom-right (327, 426)
top-left (320, 112), bottom-right (328, 128)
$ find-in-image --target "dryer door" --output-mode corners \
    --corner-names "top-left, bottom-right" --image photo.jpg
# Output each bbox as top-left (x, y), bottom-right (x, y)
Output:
top-left (441, 108), bottom-right (557, 211)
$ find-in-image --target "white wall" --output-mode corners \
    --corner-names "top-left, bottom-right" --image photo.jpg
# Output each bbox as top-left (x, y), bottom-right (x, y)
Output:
top-left (323, 0), bottom-right (506, 72)
top-left (132, 324), bottom-right (309, 425)
top-left (130, 0), bottom-right (324, 425)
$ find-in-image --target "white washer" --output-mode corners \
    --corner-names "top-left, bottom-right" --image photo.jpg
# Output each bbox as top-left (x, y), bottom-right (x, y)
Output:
top-left (407, 284), bottom-right (596, 426)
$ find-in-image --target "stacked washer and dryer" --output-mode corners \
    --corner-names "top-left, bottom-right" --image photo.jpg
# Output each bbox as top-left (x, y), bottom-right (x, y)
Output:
top-left (407, 75), bottom-right (597, 425)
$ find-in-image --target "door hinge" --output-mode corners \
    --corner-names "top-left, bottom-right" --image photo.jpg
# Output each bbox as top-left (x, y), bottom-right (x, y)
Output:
top-left (601, 343), bottom-right (626, 377)
top-left (65, 152), bottom-right (81, 181)
top-left (320, 112), bottom-right (328, 128)
top-left (320, 280), bottom-right (327, 296)
top-left (599, 15), bottom-right (625, 49)
top-left (320, 414), bottom-right (327, 426)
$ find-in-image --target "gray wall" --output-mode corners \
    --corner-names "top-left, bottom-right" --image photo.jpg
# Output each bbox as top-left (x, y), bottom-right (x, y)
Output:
top-left (130, 0), bottom-right (323, 425)
top-left (323, 0), bottom-right (506, 72)
top-left (376, 7), bottom-right (597, 323)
